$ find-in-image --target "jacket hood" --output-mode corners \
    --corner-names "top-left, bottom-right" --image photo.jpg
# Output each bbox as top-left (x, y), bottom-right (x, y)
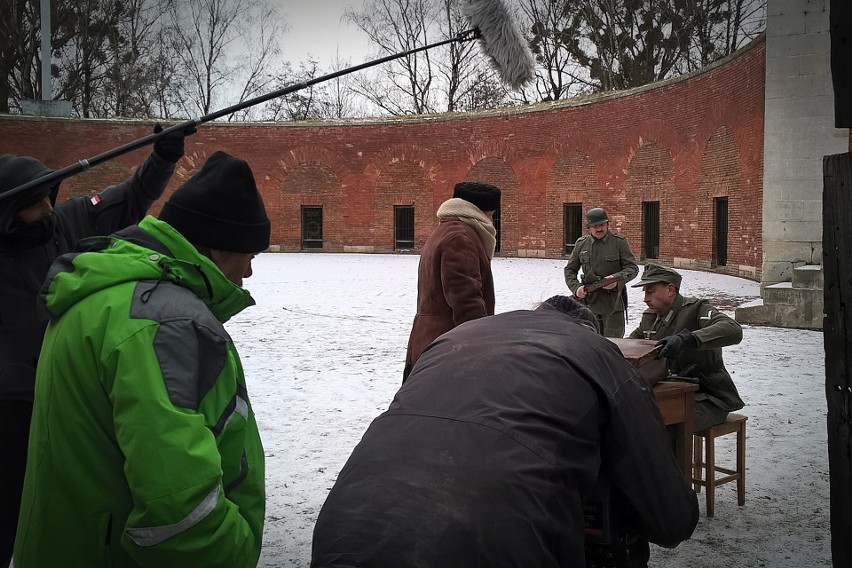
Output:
top-left (40, 216), bottom-right (255, 323)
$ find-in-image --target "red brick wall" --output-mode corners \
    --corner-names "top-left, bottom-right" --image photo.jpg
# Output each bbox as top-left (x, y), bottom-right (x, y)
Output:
top-left (0, 39), bottom-right (765, 278)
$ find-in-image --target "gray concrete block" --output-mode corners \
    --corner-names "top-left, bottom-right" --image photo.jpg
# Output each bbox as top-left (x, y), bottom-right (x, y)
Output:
top-left (792, 264), bottom-right (823, 288)
top-left (762, 241), bottom-right (821, 264)
top-left (736, 296), bottom-right (824, 330)
top-left (781, 181), bottom-right (825, 201)
top-left (767, 220), bottom-right (822, 241)
top-left (769, 14), bottom-right (809, 36)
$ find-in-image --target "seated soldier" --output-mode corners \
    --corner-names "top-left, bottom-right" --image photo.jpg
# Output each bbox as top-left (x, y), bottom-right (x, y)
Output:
top-left (629, 264), bottom-right (745, 431)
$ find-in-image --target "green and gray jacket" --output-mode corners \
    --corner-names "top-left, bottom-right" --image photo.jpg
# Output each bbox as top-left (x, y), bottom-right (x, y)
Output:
top-left (629, 294), bottom-right (745, 413)
top-left (563, 231), bottom-right (638, 314)
top-left (14, 216), bottom-right (265, 567)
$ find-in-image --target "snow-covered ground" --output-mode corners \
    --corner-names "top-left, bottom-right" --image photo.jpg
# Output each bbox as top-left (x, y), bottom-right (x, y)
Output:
top-left (230, 253), bottom-right (829, 567)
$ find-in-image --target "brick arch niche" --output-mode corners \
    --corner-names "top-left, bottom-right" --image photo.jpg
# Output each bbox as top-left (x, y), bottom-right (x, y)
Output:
top-left (625, 141), bottom-right (676, 261)
top-left (466, 157), bottom-right (518, 255)
top-left (698, 126), bottom-right (742, 271)
top-left (279, 163), bottom-right (343, 251)
top-left (373, 160), bottom-right (433, 252)
top-left (546, 152), bottom-right (599, 257)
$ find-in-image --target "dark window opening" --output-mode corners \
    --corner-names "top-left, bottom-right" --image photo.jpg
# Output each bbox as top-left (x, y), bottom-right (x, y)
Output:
top-left (563, 203), bottom-right (583, 255)
top-left (493, 206), bottom-right (501, 254)
top-left (301, 206), bottom-right (323, 249)
top-left (394, 205), bottom-right (415, 250)
top-left (714, 197), bottom-right (729, 267)
top-left (642, 201), bottom-right (660, 259)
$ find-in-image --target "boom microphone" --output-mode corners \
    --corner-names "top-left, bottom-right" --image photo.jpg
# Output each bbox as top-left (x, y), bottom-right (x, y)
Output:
top-left (1, 0), bottom-right (535, 202)
top-left (463, 0), bottom-right (535, 90)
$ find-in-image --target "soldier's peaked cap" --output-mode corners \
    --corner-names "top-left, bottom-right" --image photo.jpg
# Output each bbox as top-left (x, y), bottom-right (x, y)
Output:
top-left (631, 264), bottom-right (682, 289)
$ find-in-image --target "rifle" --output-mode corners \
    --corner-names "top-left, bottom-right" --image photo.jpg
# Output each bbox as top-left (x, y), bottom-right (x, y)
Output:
top-left (582, 275), bottom-right (622, 294)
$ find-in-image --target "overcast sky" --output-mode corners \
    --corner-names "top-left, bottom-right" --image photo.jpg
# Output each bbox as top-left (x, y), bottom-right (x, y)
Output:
top-left (273, 0), bottom-right (372, 66)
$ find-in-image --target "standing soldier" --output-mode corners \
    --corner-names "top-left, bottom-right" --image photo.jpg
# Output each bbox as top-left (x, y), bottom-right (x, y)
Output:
top-left (564, 207), bottom-right (638, 338)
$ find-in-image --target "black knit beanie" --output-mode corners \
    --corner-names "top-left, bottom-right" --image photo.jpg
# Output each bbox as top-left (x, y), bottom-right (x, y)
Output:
top-left (453, 181), bottom-right (501, 212)
top-left (159, 151), bottom-right (270, 253)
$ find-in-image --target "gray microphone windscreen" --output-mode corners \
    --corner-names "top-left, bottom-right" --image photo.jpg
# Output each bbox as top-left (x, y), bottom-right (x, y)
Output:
top-left (462, 0), bottom-right (535, 90)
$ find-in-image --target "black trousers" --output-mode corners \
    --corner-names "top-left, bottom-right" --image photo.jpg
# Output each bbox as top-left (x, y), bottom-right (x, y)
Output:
top-left (0, 400), bottom-right (33, 568)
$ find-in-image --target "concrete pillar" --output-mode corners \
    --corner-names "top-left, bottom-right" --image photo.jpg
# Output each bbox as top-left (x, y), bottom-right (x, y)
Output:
top-left (762, 0), bottom-right (849, 286)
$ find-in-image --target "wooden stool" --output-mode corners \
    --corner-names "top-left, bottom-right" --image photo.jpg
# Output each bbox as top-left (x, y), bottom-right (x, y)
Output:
top-left (692, 413), bottom-right (747, 517)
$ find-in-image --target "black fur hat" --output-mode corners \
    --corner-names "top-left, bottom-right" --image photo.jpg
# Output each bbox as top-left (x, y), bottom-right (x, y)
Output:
top-left (159, 151), bottom-right (270, 253)
top-left (453, 181), bottom-right (501, 212)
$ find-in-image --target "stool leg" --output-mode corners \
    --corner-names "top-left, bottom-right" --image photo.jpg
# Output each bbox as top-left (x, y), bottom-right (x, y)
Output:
top-left (706, 432), bottom-right (716, 517)
top-left (737, 422), bottom-right (746, 506)
top-left (693, 435), bottom-right (703, 493)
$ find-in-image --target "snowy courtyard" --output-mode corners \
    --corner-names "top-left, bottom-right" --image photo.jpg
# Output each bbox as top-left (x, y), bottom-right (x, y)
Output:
top-left (229, 253), bottom-right (829, 567)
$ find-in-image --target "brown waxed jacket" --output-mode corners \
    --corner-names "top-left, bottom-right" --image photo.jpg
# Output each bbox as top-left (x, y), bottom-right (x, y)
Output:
top-left (404, 218), bottom-right (494, 372)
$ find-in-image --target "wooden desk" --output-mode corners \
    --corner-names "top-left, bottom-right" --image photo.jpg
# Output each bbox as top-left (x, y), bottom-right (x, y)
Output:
top-left (653, 380), bottom-right (698, 482)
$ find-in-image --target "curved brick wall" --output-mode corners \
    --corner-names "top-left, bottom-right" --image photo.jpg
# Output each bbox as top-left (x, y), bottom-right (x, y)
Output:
top-left (0, 38), bottom-right (765, 279)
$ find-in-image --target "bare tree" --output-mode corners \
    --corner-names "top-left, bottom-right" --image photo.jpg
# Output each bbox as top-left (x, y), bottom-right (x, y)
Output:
top-left (98, 0), bottom-right (168, 118)
top-left (135, 21), bottom-right (186, 119)
top-left (344, 0), bottom-right (437, 115)
top-left (456, 68), bottom-right (510, 111)
top-left (160, 0), bottom-right (288, 119)
top-left (324, 49), bottom-right (366, 119)
top-left (1, 0), bottom-right (127, 116)
top-left (52, 0), bottom-right (151, 118)
top-left (281, 58), bottom-right (329, 121)
top-left (0, 0), bottom-right (40, 112)
top-left (227, 1), bottom-right (288, 121)
top-left (524, 0), bottom-right (766, 95)
top-left (680, 0), bottom-right (766, 73)
top-left (433, 0), bottom-right (509, 111)
top-left (516, 0), bottom-right (587, 101)
top-left (161, 0), bottom-right (243, 116)
top-left (1, 0), bottom-right (175, 118)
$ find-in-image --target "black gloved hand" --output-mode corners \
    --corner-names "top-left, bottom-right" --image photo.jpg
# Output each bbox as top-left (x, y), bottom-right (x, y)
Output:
top-left (655, 329), bottom-right (697, 359)
top-left (152, 123), bottom-right (197, 163)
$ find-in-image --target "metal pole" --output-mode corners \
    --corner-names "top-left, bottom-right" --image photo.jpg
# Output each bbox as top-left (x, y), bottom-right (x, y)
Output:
top-left (41, 0), bottom-right (51, 100)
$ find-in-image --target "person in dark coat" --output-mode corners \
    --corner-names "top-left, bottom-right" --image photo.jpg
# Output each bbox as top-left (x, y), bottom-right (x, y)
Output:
top-left (0, 125), bottom-right (192, 568)
top-left (403, 181), bottom-right (501, 381)
top-left (628, 263), bottom-right (745, 431)
top-left (312, 296), bottom-right (699, 568)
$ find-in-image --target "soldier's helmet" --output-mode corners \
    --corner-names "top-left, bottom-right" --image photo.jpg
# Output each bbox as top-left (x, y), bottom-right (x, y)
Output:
top-left (585, 207), bottom-right (609, 227)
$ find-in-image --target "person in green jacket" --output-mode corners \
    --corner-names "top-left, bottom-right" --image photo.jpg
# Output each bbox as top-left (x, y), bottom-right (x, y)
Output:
top-left (14, 151), bottom-right (270, 568)
top-left (564, 207), bottom-right (638, 337)
top-left (628, 264), bottom-right (745, 431)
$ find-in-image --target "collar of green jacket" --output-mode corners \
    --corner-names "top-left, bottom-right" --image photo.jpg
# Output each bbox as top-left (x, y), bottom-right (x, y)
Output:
top-left (40, 215), bottom-right (255, 323)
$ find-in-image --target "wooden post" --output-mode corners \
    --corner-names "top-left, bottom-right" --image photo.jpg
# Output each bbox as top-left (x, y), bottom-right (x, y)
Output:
top-left (831, 0), bottom-right (852, 127)
top-left (824, 152), bottom-right (852, 566)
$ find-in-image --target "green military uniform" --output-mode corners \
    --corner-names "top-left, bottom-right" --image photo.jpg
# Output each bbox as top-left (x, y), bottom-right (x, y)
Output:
top-left (564, 231), bottom-right (638, 337)
top-left (628, 265), bottom-right (745, 431)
